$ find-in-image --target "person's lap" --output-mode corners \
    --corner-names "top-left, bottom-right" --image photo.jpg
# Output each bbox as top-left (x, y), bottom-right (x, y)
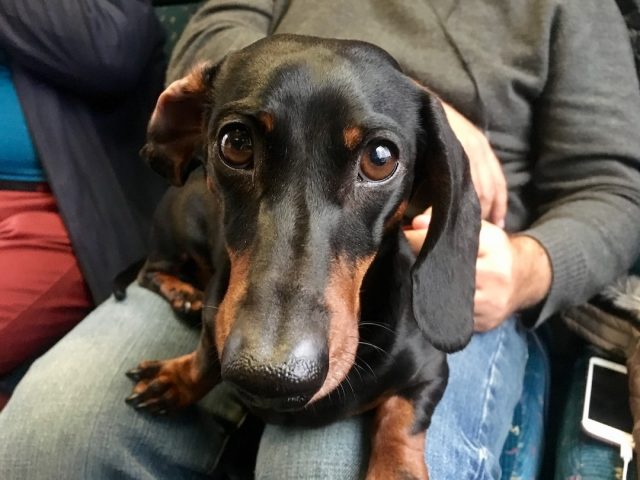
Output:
top-left (256, 316), bottom-right (528, 480)
top-left (0, 285), bottom-right (527, 480)
top-left (0, 190), bottom-right (93, 375)
top-left (0, 285), bottom-right (243, 480)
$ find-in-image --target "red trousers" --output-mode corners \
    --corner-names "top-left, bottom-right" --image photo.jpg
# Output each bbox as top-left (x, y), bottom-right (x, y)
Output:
top-left (0, 190), bottom-right (93, 376)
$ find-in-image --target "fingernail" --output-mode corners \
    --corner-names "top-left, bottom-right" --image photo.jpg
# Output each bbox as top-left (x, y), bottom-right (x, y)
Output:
top-left (413, 214), bottom-right (431, 229)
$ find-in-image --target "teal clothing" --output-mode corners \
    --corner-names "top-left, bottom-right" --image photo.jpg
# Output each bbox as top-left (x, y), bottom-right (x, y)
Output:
top-left (0, 51), bottom-right (43, 182)
top-left (0, 0), bottom-right (167, 302)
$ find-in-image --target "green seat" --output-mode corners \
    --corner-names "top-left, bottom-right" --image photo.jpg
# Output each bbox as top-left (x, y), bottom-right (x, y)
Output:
top-left (154, 2), bottom-right (203, 58)
top-left (554, 349), bottom-right (637, 479)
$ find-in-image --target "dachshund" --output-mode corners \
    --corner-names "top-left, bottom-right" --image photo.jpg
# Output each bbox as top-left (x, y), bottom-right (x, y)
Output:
top-left (125, 34), bottom-right (480, 480)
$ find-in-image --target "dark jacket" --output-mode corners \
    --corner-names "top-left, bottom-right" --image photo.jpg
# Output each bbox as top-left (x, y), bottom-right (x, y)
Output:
top-left (0, 0), bottom-right (168, 302)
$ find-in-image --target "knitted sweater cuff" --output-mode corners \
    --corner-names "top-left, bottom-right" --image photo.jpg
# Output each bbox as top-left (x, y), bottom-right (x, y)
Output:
top-left (520, 218), bottom-right (589, 328)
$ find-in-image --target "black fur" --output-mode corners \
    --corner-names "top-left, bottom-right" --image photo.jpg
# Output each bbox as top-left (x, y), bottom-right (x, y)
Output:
top-left (127, 34), bottom-right (480, 467)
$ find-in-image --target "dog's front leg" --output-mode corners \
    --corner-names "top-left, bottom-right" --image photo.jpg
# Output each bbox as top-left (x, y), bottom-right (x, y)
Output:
top-left (366, 395), bottom-right (429, 480)
top-left (125, 321), bottom-right (220, 414)
top-left (139, 266), bottom-right (205, 322)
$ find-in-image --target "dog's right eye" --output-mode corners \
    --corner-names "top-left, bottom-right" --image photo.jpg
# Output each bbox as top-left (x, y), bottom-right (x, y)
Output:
top-left (358, 142), bottom-right (398, 182)
top-left (219, 124), bottom-right (253, 169)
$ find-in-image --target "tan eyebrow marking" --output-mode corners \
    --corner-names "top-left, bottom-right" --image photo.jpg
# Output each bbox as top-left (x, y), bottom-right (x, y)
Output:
top-left (343, 126), bottom-right (363, 150)
top-left (258, 111), bottom-right (275, 133)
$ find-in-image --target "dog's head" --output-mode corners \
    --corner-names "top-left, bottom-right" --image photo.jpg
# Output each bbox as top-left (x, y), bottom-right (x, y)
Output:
top-left (142, 35), bottom-right (480, 410)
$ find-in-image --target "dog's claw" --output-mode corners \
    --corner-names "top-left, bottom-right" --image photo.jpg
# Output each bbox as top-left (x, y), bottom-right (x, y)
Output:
top-left (127, 394), bottom-right (172, 415)
top-left (135, 398), bottom-right (166, 413)
top-left (134, 401), bottom-right (151, 410)
top-left (126, 362), bottom-right (161, 382)
top-left (125, 355), bottom-right (207, 415)
top-left (126, 393), bottom-right (165, 413)
top-left (126, 369), bottom-right (142, 381)
top-left (125, 393), bottom-right (141, 405)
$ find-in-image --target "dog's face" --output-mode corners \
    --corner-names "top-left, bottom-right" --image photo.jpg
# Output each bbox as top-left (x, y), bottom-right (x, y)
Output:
top-left (142, 35), bottom-right (479, 411)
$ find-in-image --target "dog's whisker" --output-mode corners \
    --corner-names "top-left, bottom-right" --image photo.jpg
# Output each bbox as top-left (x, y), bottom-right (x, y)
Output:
top-left (353, 358), bottom-right (376, 382)
top-left (359, 321), bottom-right (394, 334)
top-left (338, 382), bottom-right (346, 401)
top-left (358, 341), bottom-right (390, 357)
top-left (344, 376), bottom-right (356, 399)
top-left (357, 358), bottom-right (377, 379)
top-left (350, 362), bottom-right (364, 382)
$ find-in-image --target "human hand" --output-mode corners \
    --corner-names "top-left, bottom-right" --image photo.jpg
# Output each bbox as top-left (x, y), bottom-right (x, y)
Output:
top-left (405, 215), bottom-right (552, 332)
top-left (473, 221), bottom-right (518, 331)
top-left (404, 209), bottom-right (432, 257)
top-left (441, 102), bottom-right (507, 227)
top-left (475, 221), bottom-right (552, 331)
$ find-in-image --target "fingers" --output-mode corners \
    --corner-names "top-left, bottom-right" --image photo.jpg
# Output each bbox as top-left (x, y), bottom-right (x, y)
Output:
top-left (441, 100), bottom-right (507, 227)
top-left (485, 152), bottom-right (507, 228)
top-left (468, 140), bottom-right (507, 226)
top-left (477, 220), bottom-right (500, 257)
top-left (411, 207), bottom-right (432, 230)
top-left (473, 259), bottom-right (509, 332)
top-left (468, 149), bottom-right (494, 221)
top-left (473, 224), bottom-right (515, 331)
top-left (404, 229), bottom-right (427, 256)
top-left (408, 211), bottom-right (506, 259)
top-left (405, 208), bottom-right (431, 255)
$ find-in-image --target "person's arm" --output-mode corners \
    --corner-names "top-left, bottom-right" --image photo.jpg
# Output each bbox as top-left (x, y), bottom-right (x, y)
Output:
top-left (520, 0), bottom-right (640, 327)
top-left (0, 0), bottom-right (163, 96)
top-left (167, 0), bottom-right (289, 83)
top-left (441, 102), bottom-right (507, 227)
top-left (408, 0), bottom-right (640, 331)
top-left (407, 211), bottom-right (552, 331)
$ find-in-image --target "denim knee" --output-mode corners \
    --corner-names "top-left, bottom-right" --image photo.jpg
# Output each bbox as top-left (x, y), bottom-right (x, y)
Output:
top-left (0, 286), bottom-right (238, 480)
top-left (255, 415), bottom-right (371, 480)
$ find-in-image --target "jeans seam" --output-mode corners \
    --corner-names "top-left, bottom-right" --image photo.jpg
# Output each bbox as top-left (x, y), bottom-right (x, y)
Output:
top-left (471, 324), bottom-right (507, 480)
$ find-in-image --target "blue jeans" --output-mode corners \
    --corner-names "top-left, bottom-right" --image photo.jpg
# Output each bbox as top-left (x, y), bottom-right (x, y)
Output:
top-left (0, 285), bottom-right (528, 480)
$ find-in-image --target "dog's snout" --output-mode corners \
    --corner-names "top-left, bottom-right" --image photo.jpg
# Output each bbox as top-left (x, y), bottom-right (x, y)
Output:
top-left (221, 333), bottom-right (329, 403)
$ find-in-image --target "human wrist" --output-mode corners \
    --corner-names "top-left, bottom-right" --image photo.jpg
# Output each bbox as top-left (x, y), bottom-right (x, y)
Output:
top-left (508, 234), bottom-right (552, 312)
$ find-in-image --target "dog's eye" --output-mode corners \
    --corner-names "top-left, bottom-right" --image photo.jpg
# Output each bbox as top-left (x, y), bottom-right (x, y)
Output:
top-left (359, 142), bottom-right (398, 182)
top-left (219, 125), bottom-right (253, 168)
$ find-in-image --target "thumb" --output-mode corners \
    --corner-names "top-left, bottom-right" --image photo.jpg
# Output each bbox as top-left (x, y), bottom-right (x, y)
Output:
top-left (412, 214), bottom-right (431, 230)
top-left (412, 208), bottom-right (432, 230)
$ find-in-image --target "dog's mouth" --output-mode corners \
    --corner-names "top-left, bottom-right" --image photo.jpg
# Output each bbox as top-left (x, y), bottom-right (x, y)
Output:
top-left (237, 389), bottom-right (311, 413)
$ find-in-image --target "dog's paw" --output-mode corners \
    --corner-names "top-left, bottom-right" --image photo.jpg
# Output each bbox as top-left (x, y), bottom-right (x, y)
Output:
top-left (169, 289), bottom-right (204, 322)
top-left (140, 271), bottom-right (204, 322)
top-left (125, 354), bottom-right (209, 414)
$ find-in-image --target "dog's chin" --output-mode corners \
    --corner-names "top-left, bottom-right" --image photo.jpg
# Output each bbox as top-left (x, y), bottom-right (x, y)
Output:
top-left (241, 392), bottom-right (312, 413)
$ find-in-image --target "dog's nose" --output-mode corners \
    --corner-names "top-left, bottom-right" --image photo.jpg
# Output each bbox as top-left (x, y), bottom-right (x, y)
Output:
top-left (221, 333), bottom-right (329, 402)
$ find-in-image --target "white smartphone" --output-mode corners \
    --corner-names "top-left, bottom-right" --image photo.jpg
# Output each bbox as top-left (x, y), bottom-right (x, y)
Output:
top-left (582, 356), bottom-right (634, 448)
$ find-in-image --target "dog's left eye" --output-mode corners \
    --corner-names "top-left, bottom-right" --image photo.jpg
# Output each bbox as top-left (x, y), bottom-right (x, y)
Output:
top-left (359, 142), bottom-right (398, 182)
top-left (219, 124), bottom-right (253, 169)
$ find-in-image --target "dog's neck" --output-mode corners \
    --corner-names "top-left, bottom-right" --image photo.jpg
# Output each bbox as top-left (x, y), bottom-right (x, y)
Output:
top-left (358, 228), bottom-right (414, 333)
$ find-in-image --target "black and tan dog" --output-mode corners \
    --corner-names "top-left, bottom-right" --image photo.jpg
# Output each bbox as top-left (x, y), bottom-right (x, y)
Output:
top-left (121, 166), bottom-right (226, 326)
top-left (126, 34), bottom-right (480, 479)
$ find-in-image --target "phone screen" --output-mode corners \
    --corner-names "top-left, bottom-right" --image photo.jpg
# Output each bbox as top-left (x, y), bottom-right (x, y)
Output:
top-left (589, 364), bottom-right (633, 434)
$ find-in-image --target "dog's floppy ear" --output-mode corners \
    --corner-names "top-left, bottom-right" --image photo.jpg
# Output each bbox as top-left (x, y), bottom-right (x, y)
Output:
top-left (410, 92), bottom-right (481, 353)
top-left (140, 63), bottom-right (218, 186)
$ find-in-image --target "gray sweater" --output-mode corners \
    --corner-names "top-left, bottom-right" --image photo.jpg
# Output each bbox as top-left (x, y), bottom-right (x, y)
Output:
top-left (168, 0), bottom-right (640, 326)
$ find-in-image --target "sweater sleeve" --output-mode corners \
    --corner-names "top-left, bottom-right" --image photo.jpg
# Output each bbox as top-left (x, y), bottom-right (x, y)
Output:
top-left (521, 0), bottom-right (640, 327)
top-left (166, 0), bottom-right (289, 83)
top-left (0, 0), bottom-right (163, 97)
